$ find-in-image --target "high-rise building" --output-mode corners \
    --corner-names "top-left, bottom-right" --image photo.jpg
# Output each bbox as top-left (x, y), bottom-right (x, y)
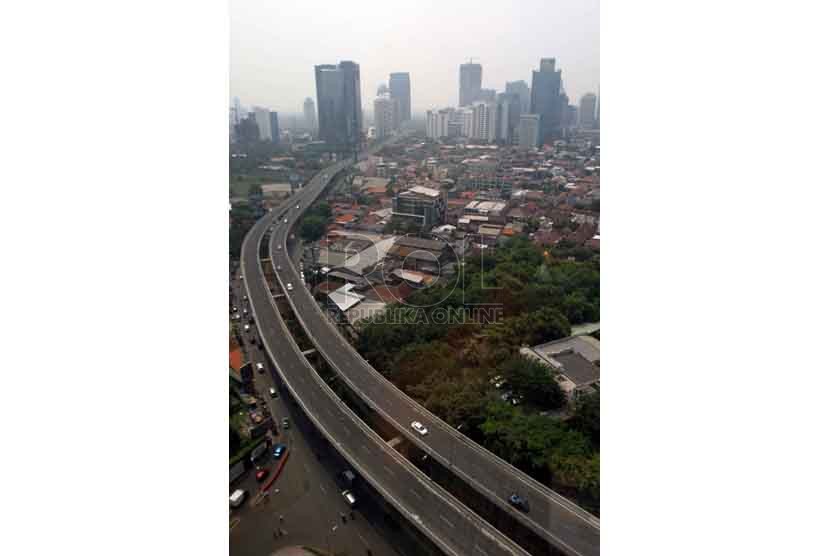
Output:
top-left (235, 114), bottom-right (260, 144)
top-left (518, 114), bottom-right (541, 149)
top-left (457, 107), bottom-right (475, 138)
top-left (426, 107), bottom-right (454, 139)
top-left (389, 72), bottom-right (411, 123)
top-left (579, 93), bottom-right (598, 129)
top-left (496, 92), bottom-right (521, 143)
top-left (566, 105), bottom-right (578, 129)
top-left (459, 62), bottom-right (482, 107)
top-left (303, 97), bottom-right (317, 135)
top-left (471, 101), bottom-right (497, 142)
top-left (374, 95), bottom-right (395, 139)
top-left (478, 88), bottom-right (496, 103)
top-left (253, 107), bottom-right (272, 141)
top-left (315, 60), bottom-right (363, 152)
top-left (269, 111), bottom-right (280, 143)
top-left (530, 58), bottom-right (563, 143)
top-left (505, 81), bottom-right (531, 114)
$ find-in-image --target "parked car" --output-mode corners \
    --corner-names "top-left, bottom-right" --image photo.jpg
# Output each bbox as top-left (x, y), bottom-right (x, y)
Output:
top-left (410, 421), bottom-right (428, 436)
top-left (508, 494), bottom-right (530, 513)
top-left (229, 489), bottom-right (247, 509)
top-left (341, 489), bottom-right (357, 508)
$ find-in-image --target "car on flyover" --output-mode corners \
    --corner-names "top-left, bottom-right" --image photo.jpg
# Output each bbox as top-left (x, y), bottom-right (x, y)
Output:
top-left (508, 493), bottom-right (530, 513)
top-left (410, 421), bottom-right (428, 436)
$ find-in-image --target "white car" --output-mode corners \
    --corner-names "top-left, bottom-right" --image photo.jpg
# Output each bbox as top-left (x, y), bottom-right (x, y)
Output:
top-left (296, 204), bottom-right (300, 209)
top-left (286, 283), bottom-right (293, 292)
top-left (244, 324), bottom-right (251, 332)
top-left (284, 218), bottom-right (288, 223)
top-left (411, 421), bottom-right (428, 436)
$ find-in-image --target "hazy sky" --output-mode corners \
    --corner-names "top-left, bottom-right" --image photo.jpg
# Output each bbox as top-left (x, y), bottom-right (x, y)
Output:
top-left (230, 0), bottom-right (599, 116)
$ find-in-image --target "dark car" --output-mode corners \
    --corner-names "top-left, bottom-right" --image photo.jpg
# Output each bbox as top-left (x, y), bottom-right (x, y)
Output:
top-left (508, 494), bottom-right (530, 513)
top-left (273, 443), bottom-right (287, 459)
top-left (255, 467), bottom-right (270, 482)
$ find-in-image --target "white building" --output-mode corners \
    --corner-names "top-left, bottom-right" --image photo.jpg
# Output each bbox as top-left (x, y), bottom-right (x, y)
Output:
top-left (426, 107), bottom-right (454, 139)
top-left (374, 95), bottom-right (395, 139)
top-left (518, 114), bottom-right (541, 149)
top-left (253, 107), bottom-right (272, 142)
top-left (471, 101), bottom-right (497, 142)
top-left (457, 108), bottom-right (475, 138)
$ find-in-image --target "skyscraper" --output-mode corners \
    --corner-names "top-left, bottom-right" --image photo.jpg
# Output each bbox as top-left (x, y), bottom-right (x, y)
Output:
top-left (269, 111), bottom-right (280, 143)
top-left (496, 92), bottom-right (521, 143)
top-left (579, 93), bottom-right (598, 129)
top-left (459, 62), bottom-right (482, 107)
top-left (315, 60), bottom-right (363, 153)
top-left (374, 95), bottom-right (395, 139)
top-left (471, 101), bottom-right (497, 142)
top-left (505, 81), bottom-right (531, 114)
top-left (253, 107), bottom-right (272, 142)
top-left (388, 73), bottom-right (411, 123)
top-left (530, 58), bottom-right (563, 143)
top-left (518, 114), bottom-right (541, 149)
top-left (303, 97), bottom-right (317, 135)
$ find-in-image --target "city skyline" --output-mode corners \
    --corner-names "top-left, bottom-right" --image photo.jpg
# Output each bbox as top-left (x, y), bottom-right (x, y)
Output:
top-left (230, 0), bottom-right (599, 116)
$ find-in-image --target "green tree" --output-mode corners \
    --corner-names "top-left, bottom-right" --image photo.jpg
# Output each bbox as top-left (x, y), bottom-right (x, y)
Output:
top-left (299, 214), bottom-right (326, 241)
top-left (499, 356), bottom-right (566, 411)
top-left (569, 391), bottom-right (600, 449)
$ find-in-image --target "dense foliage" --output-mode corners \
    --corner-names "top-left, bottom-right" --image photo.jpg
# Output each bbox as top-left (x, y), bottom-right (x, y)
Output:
top-left (299, 202), bottom-right (331, 241)
top-left (229, 203), bottom-right (257, 260)
top-left (355, 237), bottom-right (600, 512)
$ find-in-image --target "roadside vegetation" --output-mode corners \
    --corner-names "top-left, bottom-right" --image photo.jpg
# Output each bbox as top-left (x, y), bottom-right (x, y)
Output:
top-left (355, 237), bottom-right (601, 513)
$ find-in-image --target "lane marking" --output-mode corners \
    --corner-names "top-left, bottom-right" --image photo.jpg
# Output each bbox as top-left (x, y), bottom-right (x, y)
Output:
top-left (439, 514), bottom-right (455, 529)
top-left (409, 488), bottom-right (422, 500)
top-left (474, 544), bottom-right (487, 555)
top-left (356, 532), bottom-right (370, 547)
top-left (382, 465), bottom-right (394, 476)
top-left (319, 484), bottom-right (327, 495)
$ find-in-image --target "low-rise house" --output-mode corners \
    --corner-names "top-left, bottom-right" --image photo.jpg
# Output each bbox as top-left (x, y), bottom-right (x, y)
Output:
top-left (520, 335), bottom-right (600, 400)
